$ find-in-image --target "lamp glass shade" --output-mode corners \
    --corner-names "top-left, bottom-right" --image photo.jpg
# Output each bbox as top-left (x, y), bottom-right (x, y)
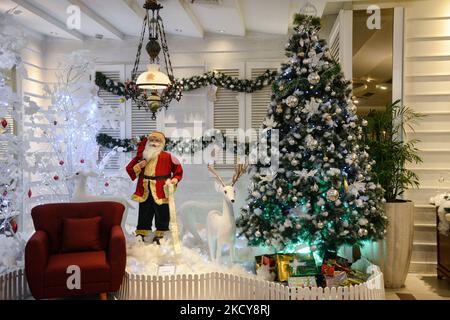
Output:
top-left (136, 64), bottom-right (170, 90)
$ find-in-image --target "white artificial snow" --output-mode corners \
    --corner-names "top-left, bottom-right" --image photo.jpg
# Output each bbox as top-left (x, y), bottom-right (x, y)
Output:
top-left (0, 234), bottom-right (25, 274)
top-left (124, 230), bottom-right (264, 279)
top-left (437, 201), bottom-right (450, 236)
top-left (430, 193), bottom-right (450, 207)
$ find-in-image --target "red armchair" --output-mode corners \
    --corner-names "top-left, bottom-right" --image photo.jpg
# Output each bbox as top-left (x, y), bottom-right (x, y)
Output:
top-left (25, 202), bottom-right (126, 300)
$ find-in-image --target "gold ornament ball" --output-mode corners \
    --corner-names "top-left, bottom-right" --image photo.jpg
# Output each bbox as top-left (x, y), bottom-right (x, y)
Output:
top-left (308, 72), bottom-right (321, 85)
top-left (326, 188), bottom-right (339, 201)
top-left (358, 228), bottom-right (368, 237)
top-left (286, 95), bottom-right (299, 108)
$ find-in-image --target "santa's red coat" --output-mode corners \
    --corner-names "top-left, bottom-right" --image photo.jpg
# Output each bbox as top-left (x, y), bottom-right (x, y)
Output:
top-left (126, 138), bottom-right (183, 204)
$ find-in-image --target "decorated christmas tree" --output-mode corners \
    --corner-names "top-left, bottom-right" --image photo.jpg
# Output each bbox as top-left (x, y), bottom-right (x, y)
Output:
top-left (0, 11), bottom-right (27, 237)
top-left (0, 11), bottom-right (27, 272)
top-left (237, 14), bottom-right (388, 255)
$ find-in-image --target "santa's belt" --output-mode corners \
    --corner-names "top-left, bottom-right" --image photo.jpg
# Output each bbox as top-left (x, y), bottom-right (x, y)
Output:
top-left (142, 174), bottom-right (171, 180)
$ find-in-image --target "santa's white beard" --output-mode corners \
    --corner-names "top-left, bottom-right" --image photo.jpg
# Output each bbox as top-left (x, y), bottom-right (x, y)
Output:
top-left (143, 143), bottom-right (163, 161)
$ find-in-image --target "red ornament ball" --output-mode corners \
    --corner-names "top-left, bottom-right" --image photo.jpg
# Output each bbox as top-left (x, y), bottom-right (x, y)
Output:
top-left (1, 118), bottom-right (7, 128)
top-left (104, 182), bottom-right (109, 187)
top-left (11, 219), bottom-right (17, 233)
top-left (53, 175), bottom-right (59, 181)
top-left (59, 160), bottom-right (64, 165)
top-left (80, 159), bottom-right (85, 164)
top-left (27, 189), bottom-right (32, 198)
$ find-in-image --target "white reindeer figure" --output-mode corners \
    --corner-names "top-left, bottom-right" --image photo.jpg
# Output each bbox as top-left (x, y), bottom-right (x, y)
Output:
top-left (206, 164), bottom-right (247, 264)
top-left (67, 170), bottom-right (135, 229)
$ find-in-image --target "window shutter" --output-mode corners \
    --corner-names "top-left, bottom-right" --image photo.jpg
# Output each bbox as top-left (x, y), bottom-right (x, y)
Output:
top-left (250, 68), bottom-right (276, 130)
top-left (0, 114), bottom-right (15, 162)
top-left (330, 33), bottom-right (340, 62)
top-left (213, 68), bottom-right (240, 168)
top-left (328, 13), bottom-right (341, 63)
top-left (97, 70), bottom-right (122, 170)
top-left (0, 69), bottom-right (16, 162)
top-left (131, 67), bottom-right (157, 138)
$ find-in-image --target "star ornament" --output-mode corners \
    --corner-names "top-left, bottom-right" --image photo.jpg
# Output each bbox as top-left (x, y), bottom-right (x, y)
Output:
top-left (289, 258), bottom-right (306, 271)
top-left (302, 99), bottom-right (320, 120)
top-left (263, 116), bottom-right (278, 129)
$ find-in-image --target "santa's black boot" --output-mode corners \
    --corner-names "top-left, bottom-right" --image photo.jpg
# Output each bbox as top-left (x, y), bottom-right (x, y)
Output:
top-left (152, 230), bottom-right (165, 245)
top-left (135, 231), bottom-right (149, 242)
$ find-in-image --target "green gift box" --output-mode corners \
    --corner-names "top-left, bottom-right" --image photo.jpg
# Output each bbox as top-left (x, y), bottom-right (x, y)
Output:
top-left (276, 253), bottom-right (318, 282)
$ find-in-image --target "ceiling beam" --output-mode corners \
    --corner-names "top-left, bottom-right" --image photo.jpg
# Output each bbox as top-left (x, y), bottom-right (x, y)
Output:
top-left (178, 0), bottom-right (204, 38)
top-left (67, 0), bottom-right (125, 40)
top-left (233, 0), bottom-right (246, 36)
top-left (11, 0), bottom-right (85, 41)
top-left (122, 0), bottom-right (146, 20)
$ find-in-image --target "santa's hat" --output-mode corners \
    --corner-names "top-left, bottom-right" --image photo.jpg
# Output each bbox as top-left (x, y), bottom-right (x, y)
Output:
top-left (148, 131), bottom-right (166, 146)
top-left (136, 131), bottom-right (166, 159)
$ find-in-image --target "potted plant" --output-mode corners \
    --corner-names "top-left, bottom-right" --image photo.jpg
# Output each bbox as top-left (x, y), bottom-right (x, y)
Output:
top-left (363, 99), bottom-right (424, 288)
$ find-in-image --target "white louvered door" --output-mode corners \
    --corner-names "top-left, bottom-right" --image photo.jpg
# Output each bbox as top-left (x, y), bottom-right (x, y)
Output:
top-left (210, 65), bottom-right (245, 168)
top-left (245, 62), bottom-right (280, 160)
top-left (95, 65), bottom-right (126, 171)
top-left (246, 62), bottom-right (280, 131)
top-left (328, 10), bottom-right (353, 80)
top-left (0, 69), bottom-right (16, 161)
top-left (124, 64), bottom-right (160, 141)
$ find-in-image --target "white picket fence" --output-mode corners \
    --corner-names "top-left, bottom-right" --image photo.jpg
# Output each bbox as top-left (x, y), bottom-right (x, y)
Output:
top-left (0, 268), bottom-right (31, 300)
top-left (115, 269), bottom-right (385, 300)
top-left (0, 267), bottom-right (385, 300)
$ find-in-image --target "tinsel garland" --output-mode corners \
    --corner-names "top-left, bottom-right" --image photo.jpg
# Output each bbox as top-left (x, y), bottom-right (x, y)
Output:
top-left (95, 69), bottom-right (278, 101)
top-left (96, 131), bottom-right (251, 154)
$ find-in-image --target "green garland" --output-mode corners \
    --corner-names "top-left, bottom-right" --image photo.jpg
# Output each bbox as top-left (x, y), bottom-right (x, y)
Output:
top-left (95, 69), bottom-right (278, 152)
top-left (95, 69), bottom-right (278, 101)
top-left (96, 131), bottom-right (251, 154)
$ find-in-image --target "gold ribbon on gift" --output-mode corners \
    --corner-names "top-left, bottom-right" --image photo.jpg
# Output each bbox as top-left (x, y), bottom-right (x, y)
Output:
top-left (164, 181), bottom-right (182, 256)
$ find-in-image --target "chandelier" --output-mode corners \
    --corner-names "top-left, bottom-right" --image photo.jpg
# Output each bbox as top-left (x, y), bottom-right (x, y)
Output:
top-left (131, 0), bottom-right (182, 120)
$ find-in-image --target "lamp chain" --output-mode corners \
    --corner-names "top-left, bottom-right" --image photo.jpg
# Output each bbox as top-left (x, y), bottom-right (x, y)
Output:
top-left (157, 14), bottom-right (174, 81)
top-left (131, 13), bottom-right (148, 81)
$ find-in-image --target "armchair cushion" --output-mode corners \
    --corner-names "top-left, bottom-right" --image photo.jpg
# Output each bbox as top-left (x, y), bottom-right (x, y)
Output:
top-left (62, 216), bottom-right (102, 252)
top-left (45, 251), bottom-right (110, 287)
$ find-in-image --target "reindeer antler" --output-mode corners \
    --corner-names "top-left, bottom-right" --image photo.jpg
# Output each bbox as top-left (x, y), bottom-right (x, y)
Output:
top-left (231, 162), bottom-right (248, 186)
top-left (207, 164), bottom-right (226, 187)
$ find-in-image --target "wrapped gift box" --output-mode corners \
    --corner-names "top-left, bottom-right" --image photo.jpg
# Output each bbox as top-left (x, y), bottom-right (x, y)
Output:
top-left (325, 271), bottom-right (348, 287)
top-left (276, 253), bottom-right (318, 282)
top-left (255, 254), bottom-right (277, 279)
top-left (288, 276), bottom-right (317, 288)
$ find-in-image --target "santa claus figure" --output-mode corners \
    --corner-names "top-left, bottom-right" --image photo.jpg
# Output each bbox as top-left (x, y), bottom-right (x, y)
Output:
top-left (126, 131), bottom-right (183, 243)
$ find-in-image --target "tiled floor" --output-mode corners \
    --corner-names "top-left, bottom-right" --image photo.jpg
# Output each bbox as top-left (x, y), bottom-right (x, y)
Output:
top-left (385, 273), bottom-right (450, 300)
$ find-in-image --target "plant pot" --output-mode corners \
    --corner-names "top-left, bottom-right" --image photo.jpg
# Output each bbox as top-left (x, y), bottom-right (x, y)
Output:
top-left (362, 201), bottom-right (415, 288)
